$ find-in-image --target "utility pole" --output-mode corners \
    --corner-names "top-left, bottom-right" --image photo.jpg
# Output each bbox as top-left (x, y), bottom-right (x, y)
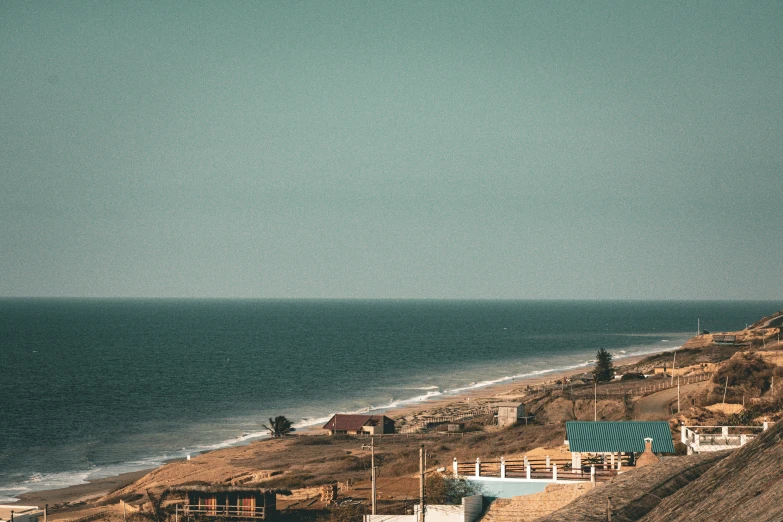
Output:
top-left (594, 379), bottom-right (597, 422)
top-left (697, 318), bottom-right (700, 336)
top-left (362, 437), bottom-right (377, 515)
top-left (419, 445), bottom-right (426, 522)
top-left (677, 376), bottom-right (680, 413)
top-left (722, 376), bottom-right (729, 413)
top-left (671, 350), bottom-right (677, 386)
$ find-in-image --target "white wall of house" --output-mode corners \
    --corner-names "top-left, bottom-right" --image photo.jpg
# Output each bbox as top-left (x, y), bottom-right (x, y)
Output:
top-left (364, 495), bottom-right (483, 522)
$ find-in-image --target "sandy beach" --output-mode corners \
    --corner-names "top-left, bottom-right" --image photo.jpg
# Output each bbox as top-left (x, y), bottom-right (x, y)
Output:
top-left (11, 352), bottom-right (655, 508)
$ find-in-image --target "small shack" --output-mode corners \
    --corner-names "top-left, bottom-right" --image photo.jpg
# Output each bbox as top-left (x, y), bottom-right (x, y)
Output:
top-left (323, 414), bottom-right (395, 435)
top-left (496, 402), bottom-right (525, 427)
top-left (175, 486), bottom-right (287, 520)
top-left (565, 421), bottom-right (674, 471)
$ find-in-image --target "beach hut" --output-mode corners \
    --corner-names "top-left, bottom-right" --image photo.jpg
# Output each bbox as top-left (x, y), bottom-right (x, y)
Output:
top-left (174, 486), bottom-right (287, 520)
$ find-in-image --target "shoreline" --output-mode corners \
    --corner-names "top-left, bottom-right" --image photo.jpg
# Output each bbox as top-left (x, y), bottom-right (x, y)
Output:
top-left (9, 348), bottom-right (667, 508)
top-left (13, 469), bottom-right (154, 507)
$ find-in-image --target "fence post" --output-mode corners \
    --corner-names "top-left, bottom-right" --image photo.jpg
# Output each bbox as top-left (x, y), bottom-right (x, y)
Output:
top-left (590, 466), bottom-right (595, 483)
top-left (500, 457), bottom-right (506, 479)
top-left (740, 434), bottom-right (747, 446)
top-left (453, 458), bottom-right (458, 477)
top-left (523, 455), bottom-right (528, 470)
top-left (546, 455), bottom-right (550, 470)
top-left (526, 464), bottom-right (531, 480)
top-left (475, 457), bottom-right (481, 477)
top-left (552, 463), bottom-right (557, 481)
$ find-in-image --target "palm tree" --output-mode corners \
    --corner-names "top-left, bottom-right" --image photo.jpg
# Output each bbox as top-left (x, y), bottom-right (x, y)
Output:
top-left (262, 415), bottom-right (295, 437)
top-left (129, 489), bottom-right (172, 522)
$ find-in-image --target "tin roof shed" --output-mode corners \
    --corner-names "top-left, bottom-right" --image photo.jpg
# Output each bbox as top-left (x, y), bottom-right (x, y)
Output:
top-left (565, 421), bottom-right (675, 453)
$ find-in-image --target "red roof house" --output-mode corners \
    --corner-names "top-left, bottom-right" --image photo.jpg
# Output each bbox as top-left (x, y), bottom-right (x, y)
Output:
top-left (323, 414), bottom-right (396, 435)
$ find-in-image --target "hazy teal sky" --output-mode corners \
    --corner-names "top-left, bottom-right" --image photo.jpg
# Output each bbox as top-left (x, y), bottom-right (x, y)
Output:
top-left (1, 2), bottom-right (781, 299)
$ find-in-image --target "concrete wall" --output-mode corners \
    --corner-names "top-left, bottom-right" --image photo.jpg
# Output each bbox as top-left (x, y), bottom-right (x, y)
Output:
top-left (461, 495), bottom-right (483, 522)
top-left (414, 504), bottom-right (462, 522)
top-left (363, 515), bottom-right (415, 522)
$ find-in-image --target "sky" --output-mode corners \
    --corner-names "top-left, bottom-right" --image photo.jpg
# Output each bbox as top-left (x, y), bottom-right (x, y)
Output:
top-left (1, 1), bottom-right (781, 300)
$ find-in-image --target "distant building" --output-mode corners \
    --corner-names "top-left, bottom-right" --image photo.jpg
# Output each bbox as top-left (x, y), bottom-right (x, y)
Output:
top-left (323, 414), bottom-right (395, 435)
top-left (496, 402), bottom-right (525, 427)
top-left (681, 423), bottom-right (771, 454)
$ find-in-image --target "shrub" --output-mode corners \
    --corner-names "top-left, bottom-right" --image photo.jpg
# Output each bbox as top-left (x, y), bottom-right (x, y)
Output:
top-left (713, 354), bottom-right (779, 396)
top-left (426, 475), bottom-right (484, 504)
top-left (317, 503), bottom-right (367, 522)
top-left (621, 373), bottom-right (646, 381)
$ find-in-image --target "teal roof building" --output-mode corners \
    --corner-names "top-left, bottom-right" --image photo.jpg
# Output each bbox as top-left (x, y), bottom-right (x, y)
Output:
top-left (565, 421), bottom-right (675, 453)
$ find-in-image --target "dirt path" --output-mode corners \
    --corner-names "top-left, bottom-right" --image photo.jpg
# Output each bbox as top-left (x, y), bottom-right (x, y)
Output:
top-left (634, 381), bottom-right (709, 420)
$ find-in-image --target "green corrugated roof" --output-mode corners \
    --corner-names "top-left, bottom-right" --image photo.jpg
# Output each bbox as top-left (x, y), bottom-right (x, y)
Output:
top-left (565, 421), bottom-right (675, 453)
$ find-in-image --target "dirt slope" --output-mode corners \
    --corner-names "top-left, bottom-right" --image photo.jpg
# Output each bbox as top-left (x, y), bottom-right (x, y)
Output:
top-left (537, 452), bottom-right (728, 521)
top-left (639, 420), bottom-right (783, 521)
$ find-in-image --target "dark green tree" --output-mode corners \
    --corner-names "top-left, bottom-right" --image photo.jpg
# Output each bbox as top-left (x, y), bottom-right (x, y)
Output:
top-left (593, 348), bottom-right (615, 383)
top-left (263, 415), bottom-right (296, 437)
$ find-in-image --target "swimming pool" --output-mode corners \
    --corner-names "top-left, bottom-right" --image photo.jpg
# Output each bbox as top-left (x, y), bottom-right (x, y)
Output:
top-left (466, 478), bottom-right (549, 498)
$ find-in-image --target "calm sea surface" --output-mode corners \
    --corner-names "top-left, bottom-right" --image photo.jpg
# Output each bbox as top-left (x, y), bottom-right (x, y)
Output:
top-left (1, 299), bottom-right (779, 501)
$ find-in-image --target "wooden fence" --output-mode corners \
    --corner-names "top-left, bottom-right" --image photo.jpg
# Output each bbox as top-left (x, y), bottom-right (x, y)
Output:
top-left (397, 406), bottom-right (496, 433)
top-left (568, 372), bottom-right (714, 399)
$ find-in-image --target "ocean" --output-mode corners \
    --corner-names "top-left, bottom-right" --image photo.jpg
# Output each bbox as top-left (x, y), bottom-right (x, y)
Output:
top-left (0, 299), bottom-right (779, 502)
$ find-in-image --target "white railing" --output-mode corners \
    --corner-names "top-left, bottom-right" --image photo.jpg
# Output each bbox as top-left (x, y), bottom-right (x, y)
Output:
top-left (681, 423), bottom-right (771, 454)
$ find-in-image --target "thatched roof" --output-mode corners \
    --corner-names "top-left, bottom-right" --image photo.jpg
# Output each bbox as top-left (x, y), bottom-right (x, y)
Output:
top-left (171, 485), bottom-right (292, 495)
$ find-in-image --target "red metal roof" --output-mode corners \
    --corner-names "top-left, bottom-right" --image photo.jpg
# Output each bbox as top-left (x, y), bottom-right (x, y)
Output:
top-left (323, 414), bottom-right (392, 431)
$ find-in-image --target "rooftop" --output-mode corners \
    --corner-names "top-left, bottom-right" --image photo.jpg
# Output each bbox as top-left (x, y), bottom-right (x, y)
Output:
top-left (566, 421), bottom-right (675, 453)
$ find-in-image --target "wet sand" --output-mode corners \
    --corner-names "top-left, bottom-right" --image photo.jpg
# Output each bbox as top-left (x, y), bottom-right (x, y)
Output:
top-left (14, 469), bottom-right (155, 507)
